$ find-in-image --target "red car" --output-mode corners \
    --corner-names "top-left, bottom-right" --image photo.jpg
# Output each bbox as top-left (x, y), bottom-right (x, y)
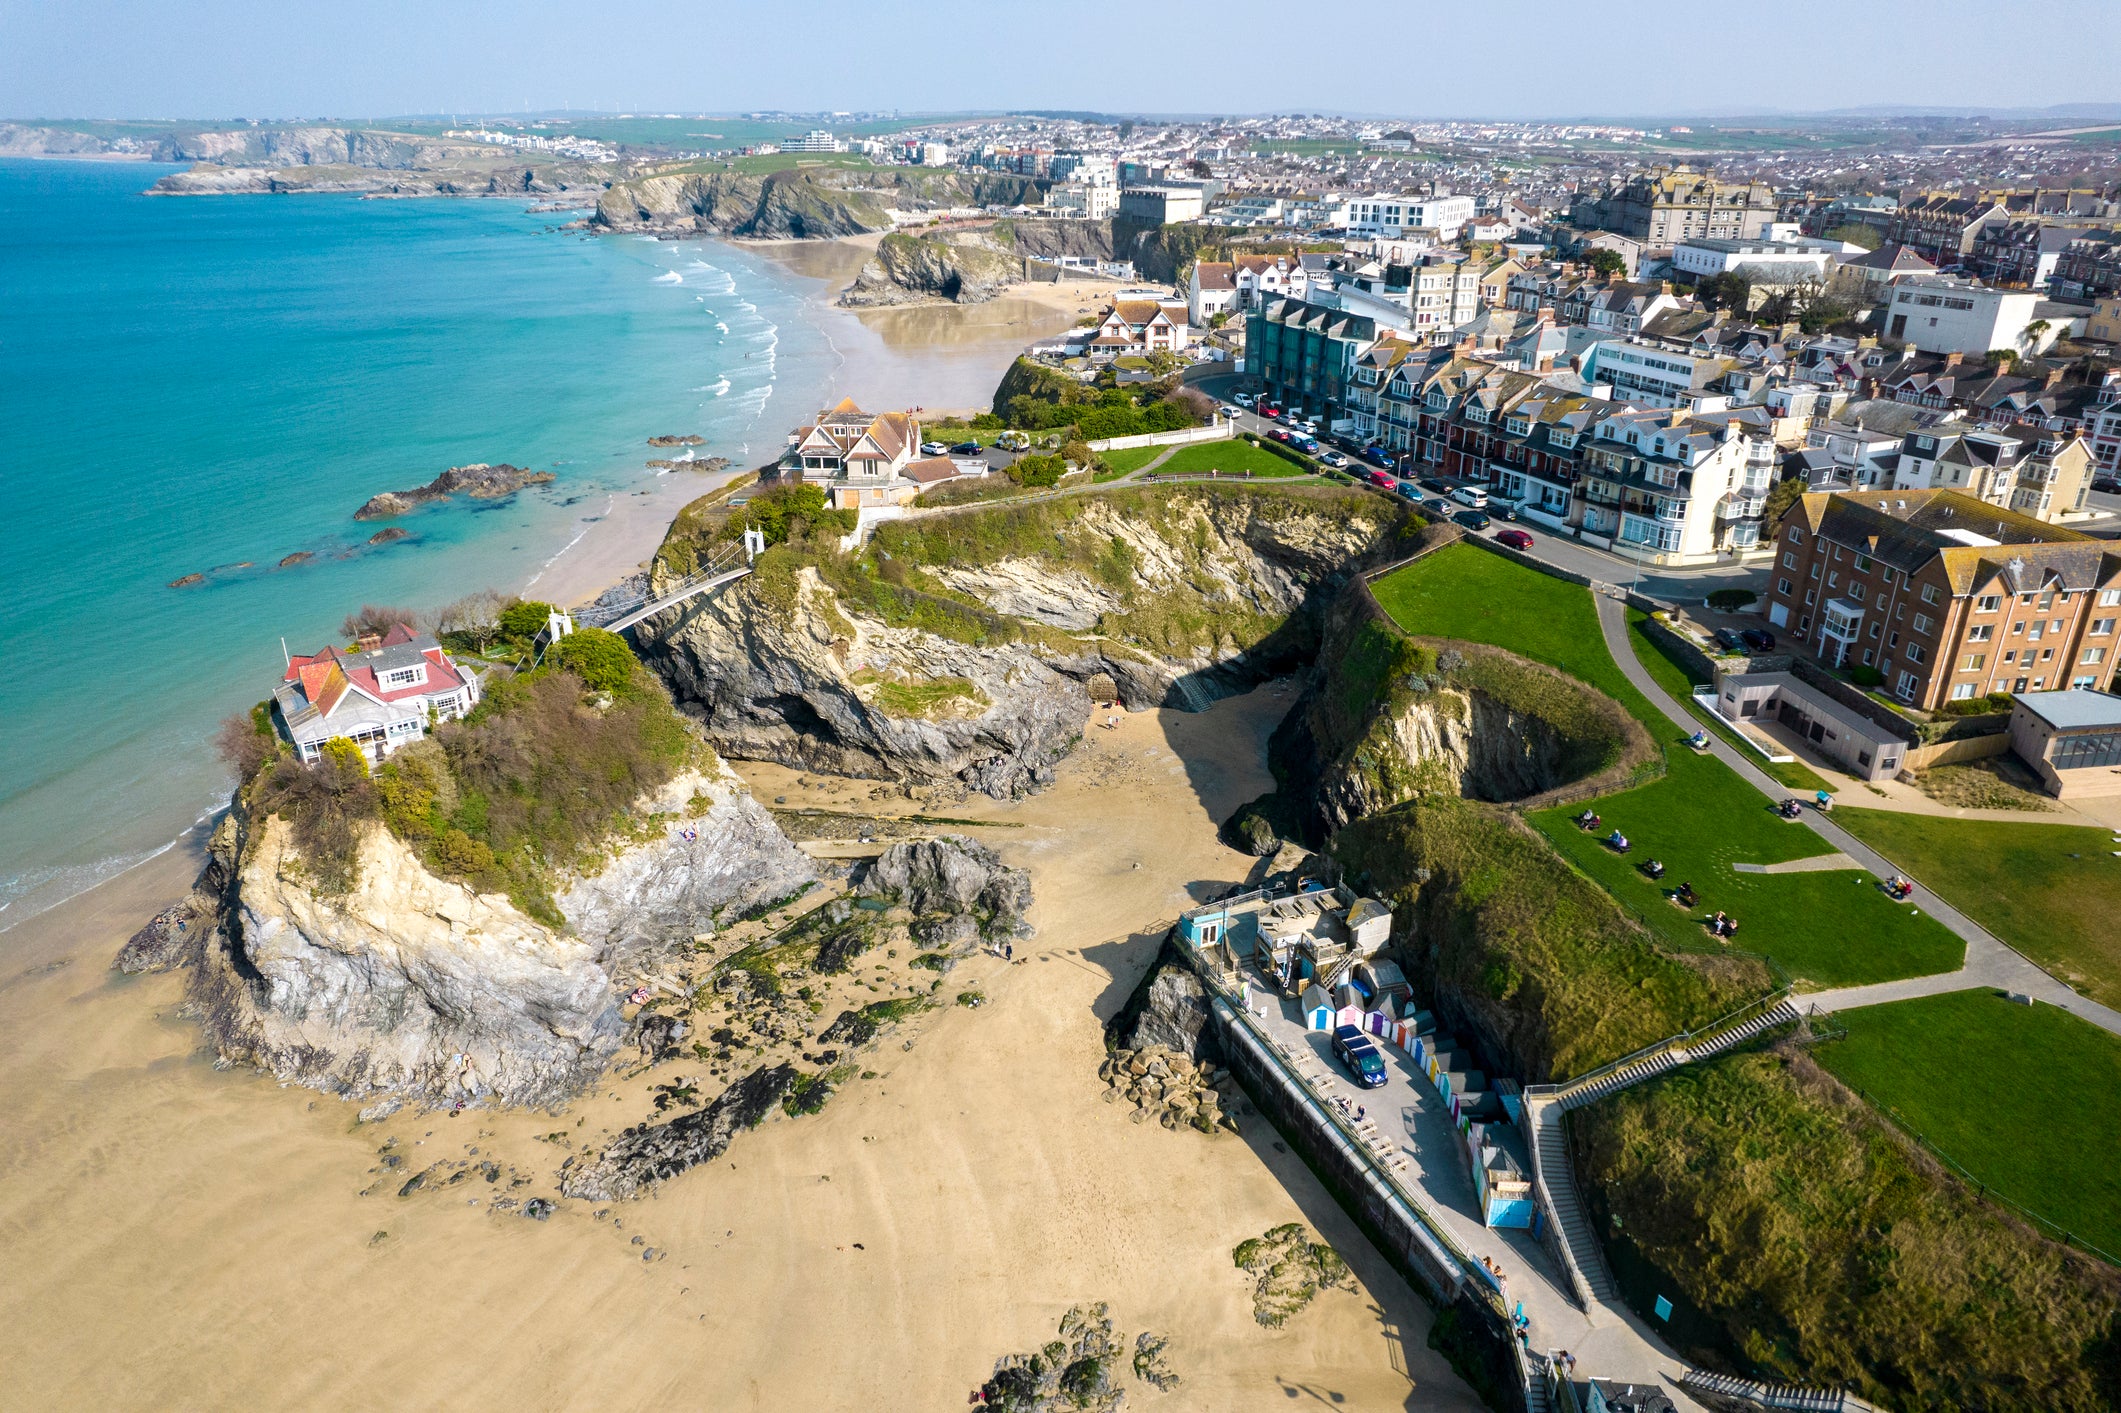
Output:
top-left (1495, 528), bottom-right (1535, 550)
top-left (1269, 427), bottom-right (1291, 442)
top-left (1367, 469), bottom-right (1396, 489)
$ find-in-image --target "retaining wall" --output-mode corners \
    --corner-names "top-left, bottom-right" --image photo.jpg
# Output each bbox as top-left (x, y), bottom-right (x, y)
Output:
top-left (1088, 422), bottom-right (1235, 452)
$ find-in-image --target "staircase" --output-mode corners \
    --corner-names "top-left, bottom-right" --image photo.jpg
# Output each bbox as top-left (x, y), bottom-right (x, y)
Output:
top-left (603, 542), bottom-right (752, 633)
top-left (1527, 1096), bottom-right (1616, 1304)
top-left (1550, 994), bottom-right (1801, 1113)
top-left (1680, 1366), bottom-right (1875, 1412)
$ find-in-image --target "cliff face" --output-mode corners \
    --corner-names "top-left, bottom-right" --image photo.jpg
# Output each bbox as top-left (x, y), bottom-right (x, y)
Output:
top-left (839, 230), bottom-right (1024, 306)
top-left (176, 767), bottom-right (814, 1108)
top-left (639, 489), bottom-right (1417, 798)
top-left (149, 127), bottom-right (501, 169)
top-left (591, 167), bottom-right (1045, 239)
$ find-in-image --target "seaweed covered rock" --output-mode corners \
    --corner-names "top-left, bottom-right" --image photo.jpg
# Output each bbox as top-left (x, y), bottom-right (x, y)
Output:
top-left (977, 1303), bottom-right (1175, 1412)
top-left (858, 835), bottom-right (1033, 940)
top-left (1233, 1224), bottom-right (1352, 1326)
top-left (559, 1062), bottom-right (798, 1201)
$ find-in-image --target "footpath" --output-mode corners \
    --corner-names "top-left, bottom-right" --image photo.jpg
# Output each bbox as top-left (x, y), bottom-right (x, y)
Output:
top-left (1590, 592), bottom-right (2121, 1038)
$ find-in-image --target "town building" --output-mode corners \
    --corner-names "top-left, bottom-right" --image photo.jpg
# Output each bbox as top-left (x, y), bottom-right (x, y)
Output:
top-left (1334, 192), bottom-right (1475, 241)
top-left (1892, 423), bottom-right (2096, 522)
top-left (1579, 339), bottom-right (1730, 408)
top-left (1764, 489), bottom-right (2121, 706)
top-left (1117, 185), bottom-right (1205, 224)
top-left (1887, 195), bottom-right (2012, 268)
top-left (1189, 261), bottom-right (1238, 326)
top-left (1576, 167), bottom-right (1776, 243)
top-left (780, 398), bottom-right (923, 508)
top-left (2010, 689), bottom-right (2121, 797)
top-left (1247, 297), bottom-right (1382, 424)
top-left (1047, 182), bottom-right (1118, 219)
top-left (1883, 276), bottom-right (2053, 356)
top-left (273, 624), bottom-right (481, 767)
top-left (1712, 671), bottom-right (1911, 781)
top-left (1576, 407), bottom-right (1775, 558)
top-left (2054, 229), bottom-right (2121, 300)
top-left (1086, 298), bottom-right (1193, 358)
top-left (1672, 237), bottom-right (1834, 284)
top-left (1828, 243), bottom-right (1937, 308)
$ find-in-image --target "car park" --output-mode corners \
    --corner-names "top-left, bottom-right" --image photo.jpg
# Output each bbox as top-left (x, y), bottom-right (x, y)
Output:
top-left (1495, 528), bottom-right (1535, 551)
top-left (1331, 1024), bottom-right (1388, 1088)
top-left (1454, 509), bottom-right (1491, 531)
top-left (1740, 627), bottom-right (1777, 652)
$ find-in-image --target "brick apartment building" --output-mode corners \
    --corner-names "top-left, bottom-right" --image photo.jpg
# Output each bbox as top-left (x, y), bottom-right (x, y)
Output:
top-left (1766, 489), bottom-right (2121, 708)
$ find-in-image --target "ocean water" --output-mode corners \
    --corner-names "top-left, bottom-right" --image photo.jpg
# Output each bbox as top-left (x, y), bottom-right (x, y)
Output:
top-left (0, 159), bottom-right (847, 924)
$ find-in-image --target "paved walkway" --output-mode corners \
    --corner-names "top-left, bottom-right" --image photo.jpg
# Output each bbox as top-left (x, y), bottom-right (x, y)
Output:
top-left (1732, 853), bottom-right (1861, 875)
top-left (1239, 986), bottom-right (1707, 1410)
top-left (1591, 593), bottom-right (2121, 1038)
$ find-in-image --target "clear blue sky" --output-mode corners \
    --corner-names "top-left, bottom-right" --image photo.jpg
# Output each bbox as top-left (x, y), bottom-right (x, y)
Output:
top-left (3, 0), bottom-right (2117, 122)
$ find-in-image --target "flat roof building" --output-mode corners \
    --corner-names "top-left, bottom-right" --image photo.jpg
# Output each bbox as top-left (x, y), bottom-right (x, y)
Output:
top-left (2011, 689), bottom-right (2121, 797)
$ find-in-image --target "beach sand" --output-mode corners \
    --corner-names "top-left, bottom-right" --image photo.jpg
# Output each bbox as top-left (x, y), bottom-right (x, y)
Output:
top-left (0, 684), bottom-right (1479, 1411)
top-left (527, 233), bottom-right (1106, 614)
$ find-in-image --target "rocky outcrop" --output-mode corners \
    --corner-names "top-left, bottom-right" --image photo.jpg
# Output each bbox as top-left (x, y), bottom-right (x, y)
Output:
top-left (856, 835), bottom-right (1032, 940)
top-left (639, 488), bottom-right (1419, 799)
top-left (999, 215), bottom-right (1273, 284)
top-left (354, 462), bottom-right (554, 520)
top-left (557, 770), bottom-right (816, 974)
top-left (590, 167), bottom-right (1043, 239)
top-left (150, 126), bottom-right (501, 170)
top-left (557, 1061), bottom-right (798, 1201)
top-left (1098, 1043), bottom-right (1233, 1134)
top-left (1106, 936), bottom-right (1222, 1064)
top-left (839, 230), bottom-right (1023, 306)
top-left (978, 1303), bottom-right (1177, 1410)
top-left (168, 764), bottom-right (812, 1109)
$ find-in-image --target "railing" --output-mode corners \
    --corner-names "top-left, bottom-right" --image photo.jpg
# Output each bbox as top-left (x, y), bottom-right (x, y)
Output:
top-left (1528, 985), bottom-right (1794, 1107)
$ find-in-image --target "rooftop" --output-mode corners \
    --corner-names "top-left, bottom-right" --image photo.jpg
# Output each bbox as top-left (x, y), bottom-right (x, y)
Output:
top-left (2017, 690), bottom-right (2121, 732)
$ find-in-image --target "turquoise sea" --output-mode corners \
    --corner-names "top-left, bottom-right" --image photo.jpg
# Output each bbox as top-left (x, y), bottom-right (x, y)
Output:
top-left (0, 159), bottom-right (847, 924)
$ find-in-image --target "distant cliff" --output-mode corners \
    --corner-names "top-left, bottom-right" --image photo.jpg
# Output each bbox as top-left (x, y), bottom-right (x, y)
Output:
top-left (591, 167), bottom-right (1043, 239)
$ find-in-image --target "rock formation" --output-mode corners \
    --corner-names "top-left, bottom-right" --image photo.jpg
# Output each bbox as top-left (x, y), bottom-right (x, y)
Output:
top-left (856, 835), bottom-right (1033, 941)
top-left (589, 167), bottom-right (1041, 239)
top-left (354, 462), bottom-right (555, 520)
top-left (557, 1062), bottom-right (797, 1201)
top-left (977, 1303), bottom-right (1177, 1411)
top-left (155, 764), bottom-right (813, 1109)
top-left (1098, 1043), bottom-right (1234, 1134)
top-left (638, 488), bottom-right (1420, 799)
top-left (839, 230), bottom-right (1023, 306)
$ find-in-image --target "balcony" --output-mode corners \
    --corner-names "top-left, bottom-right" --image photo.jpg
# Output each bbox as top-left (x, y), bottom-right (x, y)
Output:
top-left (1653, 500), bottom-right (1689, 524)
top-left (1821, 599), bottom-right (1864, 641)
top-left (1718, 493), bottom-right (1765, 520)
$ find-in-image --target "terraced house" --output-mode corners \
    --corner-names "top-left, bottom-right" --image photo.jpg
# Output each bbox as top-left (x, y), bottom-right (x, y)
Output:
top-left (1765, 489), bottom-right (2121, 705)
top-left (1575, 408), bottom-right (1774, 559)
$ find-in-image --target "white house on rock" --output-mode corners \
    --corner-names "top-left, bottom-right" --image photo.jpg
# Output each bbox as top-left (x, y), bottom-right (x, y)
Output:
top-left (273, 623), bottom-right (481, 766)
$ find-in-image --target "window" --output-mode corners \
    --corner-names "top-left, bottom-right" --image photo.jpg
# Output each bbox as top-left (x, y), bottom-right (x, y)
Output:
top-left (1850, 582), bottom-right (1866, 602)
top-left (2003, 650), bottom-right (2017, 664)
top-left (1962, 654), bottom-right (1987, 671)
top-left (1968, 624), bottom-right (1993, 642)
top-left (1921, 584), bottom-right (1940, 605)
top-left (1896, 671), bottom-right (1918, 700)
top-left (1861, 648), bottom-right (1875, 665)
top-left (2095, 619), bottom-right (2117, 636)
top-left (1798, 616), bottom-right (1811, 633)
top-left (1810, 563), bottom-right (1822, 579)
top-left (1889, 632), bottom-right (1900, 649)
top-left (1912, 613), bottom-right (1931, 635)
top-left (1951, 683), bottom-right (1976, 701)
top-left (1778, 578), bottom-right (1793, 596)
top-left (1854, 553), bottom-right (1872, 573)
top-left (1828, 572), bottom-right (1839, 589)
top-left (1805, 590), bottom-right (1816, 606)
top-left (2042, 647), bottom-right (2055, 661)
top-left (1907, 643), bottom-right (1927, 665)
top-left (2029, 622), bottom-right (2046, 641)
top-left (2086, 647), bottom-right (2108, 665)
top-left (1976, 595), bottom-right (2001, 612)
top-left (2011, 621), bottom-right (2025, 636)
top-left (1783, 551), bottom-right (1797, 569)
top-left (2102, 589), bottom-right (2121, 607)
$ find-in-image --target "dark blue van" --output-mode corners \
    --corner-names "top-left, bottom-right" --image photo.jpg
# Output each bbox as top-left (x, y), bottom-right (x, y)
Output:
top-left (1332, 1023), bottom-right (1388, 1088)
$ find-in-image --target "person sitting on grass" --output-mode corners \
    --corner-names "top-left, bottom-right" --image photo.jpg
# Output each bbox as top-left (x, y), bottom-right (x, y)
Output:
top-left (1674, 882), bottom-right (1698, 909)
top-left (1607, 829), bottom-right (1630, 853)
top-left (1642, 858), bottom-right (1666, 880)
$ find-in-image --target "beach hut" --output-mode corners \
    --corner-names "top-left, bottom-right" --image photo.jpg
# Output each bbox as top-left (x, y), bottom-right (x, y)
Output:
top-left (1469, 1125), bottom-right (1536, 1229)
top-left (1354, 958), bottom-right (1413, 1008)
top-left (1494, 1078), bottom-right (1524, 1125)
top-left (1301, 984), bottom-right (1334, 1032)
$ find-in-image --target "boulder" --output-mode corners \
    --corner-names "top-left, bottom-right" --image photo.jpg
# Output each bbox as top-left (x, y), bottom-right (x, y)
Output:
top-left (858, 835), bottom-right (1032, 939)
top-left (114, 904), bottom-right (205, 974)
top-left (559, 1062), bottom-right (798, 1201)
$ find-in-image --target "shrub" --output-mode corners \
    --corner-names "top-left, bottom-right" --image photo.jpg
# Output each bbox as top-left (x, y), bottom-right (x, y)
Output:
top-left (498, 600), bottom-right (554, 644)
top-left (1847, 665), bottom-right (1885, 688)
top-left (1059, 438), bottom-right (1095, 470)
top-left (1706, 588), bottom-right (1758, 612)
top-left (732, 482), bottom-right (854, 547)
top-left (249, 738), bottom-right (378, 895)
top-left (552, 626), bottom-right (637, 693)
top-left (215, 705), bottom-right (280, 784)
top-left (431, 827), bottom-right (496, 878)
top-left (341, 604), bottom-right (420, 640)
top-left (1009, 452), bottom-right (1067, 488)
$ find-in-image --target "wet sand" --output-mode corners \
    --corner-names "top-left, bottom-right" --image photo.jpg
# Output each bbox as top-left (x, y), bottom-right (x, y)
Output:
top-left (0, 684), bottom-right (1479, 1410)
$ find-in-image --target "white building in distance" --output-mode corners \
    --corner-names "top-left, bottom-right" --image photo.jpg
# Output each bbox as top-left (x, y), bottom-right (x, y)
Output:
top-left (1883, 276), bottom-right (2057, 356)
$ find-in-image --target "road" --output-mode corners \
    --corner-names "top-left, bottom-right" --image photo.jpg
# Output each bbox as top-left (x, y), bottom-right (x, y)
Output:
top-left (1189, 369), bottom-right (1769, 603)
top-left (1590, 591), bottom-right (2121, 1038)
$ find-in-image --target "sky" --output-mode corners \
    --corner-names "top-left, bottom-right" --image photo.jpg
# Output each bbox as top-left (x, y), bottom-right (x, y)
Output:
top-left (3, 0), bottom-right (2119, 123)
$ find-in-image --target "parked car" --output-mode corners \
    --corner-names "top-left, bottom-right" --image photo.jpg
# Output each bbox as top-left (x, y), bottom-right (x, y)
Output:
top-left (1450, 485), bottom-right (1489, 510)
top-left (950, 441), bottom-right (982, 455)
top-left (1421, 476), bottom-right (1451, 494)
top-left (920, 441), bottom-right (947, 457)
top-left (993, 431), bottom-right (1031, 452)
top-left (1332, 1025), bottom-right (1389, 1088)
top-left (1260, 403), bottom-right (1281, 418)
top-left (2094, 472), bottom-right (2121, 494)
top-left (1320, 451), bottom-right (1349, 469)
top-left (1740, 627), bottom-right (1777, 652)
top-left (1454, 509), bottom-right (1492, 531)
top-left (1295, 436), bottom-right (1320, 454)
top-left (1495, 528), bottom-right (1535, 551)
top-left (1219, 404), bottom-right (1242, 418)
top-left (1367, 469), bottom-right (1396, 489)
top-left (1396, 482), bottom-right (1423, 502)
top-left (1269, 427), bottom-right (1292, 443)
top-left (1234, 392), bottom-right (1256, 408)
top-left (1713, 628), bottom-right (1746, 652)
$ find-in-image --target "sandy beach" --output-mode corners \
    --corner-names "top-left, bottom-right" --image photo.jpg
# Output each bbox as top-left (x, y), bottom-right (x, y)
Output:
top-left (525, 231), bottom-right (1110, 614)
top-left (0, 684), bottom-right (1477, 1410)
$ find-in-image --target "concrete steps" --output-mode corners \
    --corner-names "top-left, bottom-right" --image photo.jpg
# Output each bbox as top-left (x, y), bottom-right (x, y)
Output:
top-left (1680, 1365), bottom-right (1873, 1412)
top-left (1554, 998), bottom-right (1801, 1112)
top-left (1530, 1100), bottom-right (1615, 1303)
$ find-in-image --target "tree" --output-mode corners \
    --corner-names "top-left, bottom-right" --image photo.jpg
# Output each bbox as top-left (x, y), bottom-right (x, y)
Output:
top-left (1009, 453), bottom-right (1067, 488)
top-left (215, 706), bottom-right (279, 783)
top-left (2020, 319), bottom-right (2051, 351)
top-left (1185, 157), bottom-right (1211, 178)
top-left (1762, 476), bottom-right (1806, 532)
top-left (342, 604), bottom-right (420, 640)
top-left (434, 589), bottom-right (511, 654)
top-left (1584, 248), bottom-right (1627, 278)
top-left (1696, 272), bottom-right (1754, 313)
top-left (1988, 348), bottom-right (2021, 368)
top-left (498, 599), bottom-right (555, 645)
top-left (551, 627), bottom-right (637, 694)
top-left (1821, 223), bottom-right (1882, 252)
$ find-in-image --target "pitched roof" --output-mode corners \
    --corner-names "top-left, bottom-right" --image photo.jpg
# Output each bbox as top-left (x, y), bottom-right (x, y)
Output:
top-left (1193, 261), bottom-right (1235, 290)
top-left (1789, 488), bottom-right (2114, 593)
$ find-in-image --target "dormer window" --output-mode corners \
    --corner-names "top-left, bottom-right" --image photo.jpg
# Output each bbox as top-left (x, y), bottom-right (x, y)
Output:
top-left (381, 665), bottom-right (427, 690)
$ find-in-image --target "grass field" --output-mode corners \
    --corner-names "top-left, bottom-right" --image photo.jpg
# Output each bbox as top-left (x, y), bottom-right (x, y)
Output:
top-left (1835, 809), bottom-right (2121, 1007)
top-left (1627, 611), bottom-right (1831, 794)
top-left (1372, 546), bottom-right (1966, 988)
top-left (1151, 440), bottom-right (1310, 479)
top-left (1094, 445), bottom-right (1166, 477)
top-left (1813, 989), bottom-right (2121, 1259)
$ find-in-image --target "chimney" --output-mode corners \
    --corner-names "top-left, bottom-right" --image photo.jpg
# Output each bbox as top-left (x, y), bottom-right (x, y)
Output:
top-left (2044, 367), bottom-right (2065, 389)
top-left (1944, 351), bottom-right (1963, 369)
top-left (356, 633), bottom-right (382, 654)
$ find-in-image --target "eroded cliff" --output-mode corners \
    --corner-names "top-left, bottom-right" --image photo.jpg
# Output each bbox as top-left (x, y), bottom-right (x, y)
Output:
top-left (637, 486), bottom-right (1427, 798)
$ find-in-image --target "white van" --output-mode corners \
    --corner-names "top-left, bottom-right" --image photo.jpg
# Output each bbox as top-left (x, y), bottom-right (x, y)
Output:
top-left (1450, 485), bottom-right (1489, 510)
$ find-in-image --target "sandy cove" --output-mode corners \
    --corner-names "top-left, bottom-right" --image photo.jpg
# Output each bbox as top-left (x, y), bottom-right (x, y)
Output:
top-left (0, 684), bottom-right (1482, 1410)
top-left (525, 232), bottom-right (1103, 615)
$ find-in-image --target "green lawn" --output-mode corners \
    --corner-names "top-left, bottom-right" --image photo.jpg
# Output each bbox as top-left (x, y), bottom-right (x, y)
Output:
top-left (1151, 440), bottom-right (1310, 479)
top-left (1835, 810), bottom-right (2121, 1008)
top-left (1094, 445), bottom-right (1166, 477)
top-left (1373, 545), bottom-right (1966, 988)
top-left (1813, 989), bottom-right (2121, 1259)
top-left (1626, 610), bottom-right (1831, 794)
